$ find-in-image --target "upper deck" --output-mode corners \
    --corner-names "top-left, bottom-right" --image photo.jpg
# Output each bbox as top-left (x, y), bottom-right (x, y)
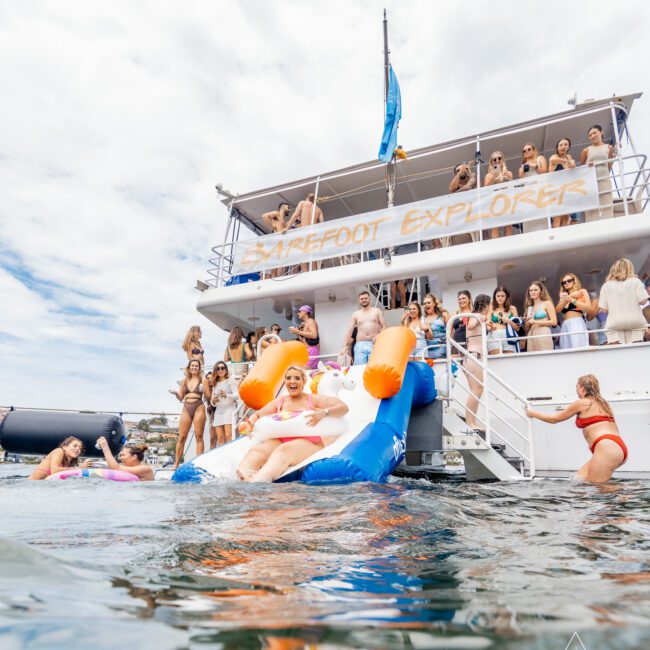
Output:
top-left (197, 93), bottom-right (650, 335)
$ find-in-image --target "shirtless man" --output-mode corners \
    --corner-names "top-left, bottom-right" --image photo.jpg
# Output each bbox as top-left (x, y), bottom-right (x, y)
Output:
top-left (282, 193), bottom-right (324, 272)
top-left (262, 202), bottom-right (290, 277)
top-left (343, 291), bottom-right (386, 365)
top-left (449, 163), bottom-right (476, 193)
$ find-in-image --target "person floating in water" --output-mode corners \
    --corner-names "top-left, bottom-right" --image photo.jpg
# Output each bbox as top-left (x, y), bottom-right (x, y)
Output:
top-left (526, 374), bottom-right (627, 483)
top-left (28, 436), bottom-right (92, 480)
top-left (96, 437), bottom-right (154, 481)
top-left (236, 366), bottom-right (348, 482)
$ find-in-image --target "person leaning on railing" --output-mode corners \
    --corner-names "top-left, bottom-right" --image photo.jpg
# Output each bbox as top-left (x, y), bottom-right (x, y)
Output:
top-left (520, 143), bottom-right (548, 235)
top-left (548, 138), bottom-right (577, 227)
top-left (598, 258), bottom-right (648, 345)
top-left (487, 285), bottom-right (520, 355)
top-left (580, 124), bottom-right (614, 222)
top-left (523, 281), bottom-right (557, 352)
top-left (556, 272), bottom-right (590, 349)
top-left (484, 151), bottom-right (514, 239)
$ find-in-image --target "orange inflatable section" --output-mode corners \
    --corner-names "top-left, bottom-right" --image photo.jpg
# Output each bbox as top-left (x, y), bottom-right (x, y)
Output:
top-left (239, 341), bottom-right (309, 410)
top-left (363, 326), bottom-right (416, 399)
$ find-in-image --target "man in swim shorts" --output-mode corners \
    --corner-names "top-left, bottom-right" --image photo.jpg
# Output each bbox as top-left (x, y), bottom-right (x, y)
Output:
top-left (282, 192), bottom-right (324, 272)
top-left (262, 202), bottom-right (291, 278)
top-left (343, 290), bottom-right (386, 365)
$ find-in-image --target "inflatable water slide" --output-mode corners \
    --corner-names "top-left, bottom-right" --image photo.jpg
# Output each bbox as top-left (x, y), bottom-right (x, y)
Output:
top-left (172, 326), bottom-right (437, 484)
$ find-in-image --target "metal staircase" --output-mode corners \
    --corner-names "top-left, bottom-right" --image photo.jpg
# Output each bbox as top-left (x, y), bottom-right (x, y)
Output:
top-left (441, 315), bottom-right (536, 481)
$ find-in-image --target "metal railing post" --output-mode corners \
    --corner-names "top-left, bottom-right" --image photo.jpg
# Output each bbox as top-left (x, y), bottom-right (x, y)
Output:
top-left (623, 125), bottom-right (650, 207)
top-left (475, 136), bottom-right (483, 242)
top-left (481, 318), bottom-right (490, 446)
top-left (610, 102), bottom-right (629, 216)
top-left (309, 177), bottom-right (321, 272)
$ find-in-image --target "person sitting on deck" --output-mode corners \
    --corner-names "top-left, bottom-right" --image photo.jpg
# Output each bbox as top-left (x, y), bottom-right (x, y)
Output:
top-left (29, 436), bottom-right (92, 480)
top-left (96, 437), bottom-right (154, 481)
top-left (236, 366), bottom-right (349, 482)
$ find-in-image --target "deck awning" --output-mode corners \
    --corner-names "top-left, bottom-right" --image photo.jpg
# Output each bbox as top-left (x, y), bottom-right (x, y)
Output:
top-left (223, 93), bottom-right (641, 235)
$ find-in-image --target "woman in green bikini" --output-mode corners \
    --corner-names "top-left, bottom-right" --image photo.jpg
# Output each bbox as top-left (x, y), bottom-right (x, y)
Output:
top-left (224, 327), bottom-right (252, 379)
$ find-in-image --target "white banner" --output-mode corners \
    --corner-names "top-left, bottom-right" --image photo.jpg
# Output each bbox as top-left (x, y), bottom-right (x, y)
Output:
top-left (231, 166), bottom-right (599, 274)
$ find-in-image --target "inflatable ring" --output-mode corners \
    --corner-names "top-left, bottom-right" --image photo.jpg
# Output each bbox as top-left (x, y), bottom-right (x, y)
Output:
top-left (47, 468), bottom-right (140, 482)
top-left (251, 410), bottom-right (348, 444)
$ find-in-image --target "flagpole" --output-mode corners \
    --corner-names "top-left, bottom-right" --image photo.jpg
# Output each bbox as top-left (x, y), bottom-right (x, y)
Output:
top-left (383, 8), bottom-right (395, 209)
top-left (383, 9), bottom-right (390, 104)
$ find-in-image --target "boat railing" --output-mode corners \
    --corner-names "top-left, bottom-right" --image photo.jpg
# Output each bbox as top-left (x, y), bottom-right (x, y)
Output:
top-left (444, 314), bottom-right (535, 478)
top-left (205, 152), bottom-right (650, 289)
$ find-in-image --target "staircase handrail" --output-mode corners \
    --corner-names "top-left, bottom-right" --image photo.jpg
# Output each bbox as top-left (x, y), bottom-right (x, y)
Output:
top-left (445, 313), bottom-right (535, 477)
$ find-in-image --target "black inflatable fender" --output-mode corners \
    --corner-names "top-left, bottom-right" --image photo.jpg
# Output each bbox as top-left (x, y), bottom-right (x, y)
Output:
top-left (0, 409), bottom-right (126, 457)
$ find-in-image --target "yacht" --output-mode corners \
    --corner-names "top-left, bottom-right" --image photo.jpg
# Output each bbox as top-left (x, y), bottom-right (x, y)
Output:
top-left (195, 93), bottom-right (650, 481)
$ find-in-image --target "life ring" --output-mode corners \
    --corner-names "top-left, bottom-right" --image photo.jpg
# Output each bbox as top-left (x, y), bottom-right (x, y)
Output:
top-left (251, 410), bottom-right (348, 443)
top-left (47, 468), bottom-right (140, 482)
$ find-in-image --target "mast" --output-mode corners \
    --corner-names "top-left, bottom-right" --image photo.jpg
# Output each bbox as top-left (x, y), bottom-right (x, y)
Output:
top-left (383, 9), bottom-right (396, 209)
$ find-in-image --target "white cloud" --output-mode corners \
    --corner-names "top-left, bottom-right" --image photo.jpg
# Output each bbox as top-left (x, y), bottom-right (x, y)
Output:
top-left (0, 0), bottom-right (648, 412)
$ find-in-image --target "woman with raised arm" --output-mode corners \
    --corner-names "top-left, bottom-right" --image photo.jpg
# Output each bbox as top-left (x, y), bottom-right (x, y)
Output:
top-left (96, 437), bottom-right (154, 481)
top-left (487, 285), bottom-right (520, 355)
top-left (484, 151), bottom-right (514, 239)
top-left (210, 361), bottom-right (239, 447)
top-left (169, 359), bottom-right (210, 469)
top-left (465, 294), bottom-right (491, 433)
top-left (580, 125), bottom-right (614, 221)
top-left (527, 374), bottom-right (627, 482)
top-left (182, 325), bottom-right (204, 366)
top-left (548, 138), bottom-right (577, 227)
top-left (236, 366), bottom-right (349, 482)
top-left (556, 272), bottom-right (590, 349)
top-left (29, 436), bottom-right (92, 480)
top-left (422, 293), bottom-right (449, 360)
top-left (523, 281), bottom-right (557, 352)
top-left (224, 327), bottom-right (251, 379)
top-left (400, 301), bottom-right (429, 359)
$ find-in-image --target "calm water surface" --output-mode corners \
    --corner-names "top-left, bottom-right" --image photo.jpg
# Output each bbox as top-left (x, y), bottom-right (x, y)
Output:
top-left (1, 464), bottom-right (649, 649)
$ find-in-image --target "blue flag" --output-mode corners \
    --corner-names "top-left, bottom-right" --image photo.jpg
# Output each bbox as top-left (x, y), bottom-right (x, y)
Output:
top-left (378, 65), bottom-right (401, 163)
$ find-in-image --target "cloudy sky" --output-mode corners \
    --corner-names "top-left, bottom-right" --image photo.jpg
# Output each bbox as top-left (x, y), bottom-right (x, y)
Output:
top-left (1, 0), bottom-right (648, 414)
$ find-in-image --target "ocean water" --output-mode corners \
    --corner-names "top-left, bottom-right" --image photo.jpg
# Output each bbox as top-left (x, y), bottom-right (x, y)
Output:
top-left (1, 465), bottom-right (649, 650)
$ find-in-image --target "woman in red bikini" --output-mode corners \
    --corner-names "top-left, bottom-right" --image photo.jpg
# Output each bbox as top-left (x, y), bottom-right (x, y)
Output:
top-left (526, 374), bottom-right (627, 483)
top-left (236, 366), bottom-right (349, 482)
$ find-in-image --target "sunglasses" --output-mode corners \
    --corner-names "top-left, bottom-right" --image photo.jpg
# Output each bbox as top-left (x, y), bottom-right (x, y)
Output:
top-left (216, 366), bottom-right (227, 371)
top-left (561, 279), bottom-right (574, 286)
top-left (492, 156), bottom-right (503, 162)
top-left (523, 147), bottom-right (533, 153)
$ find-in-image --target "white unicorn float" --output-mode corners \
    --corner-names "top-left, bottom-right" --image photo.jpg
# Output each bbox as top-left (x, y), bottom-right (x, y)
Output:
top-left (248, 362), bottom-right (356, 444)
